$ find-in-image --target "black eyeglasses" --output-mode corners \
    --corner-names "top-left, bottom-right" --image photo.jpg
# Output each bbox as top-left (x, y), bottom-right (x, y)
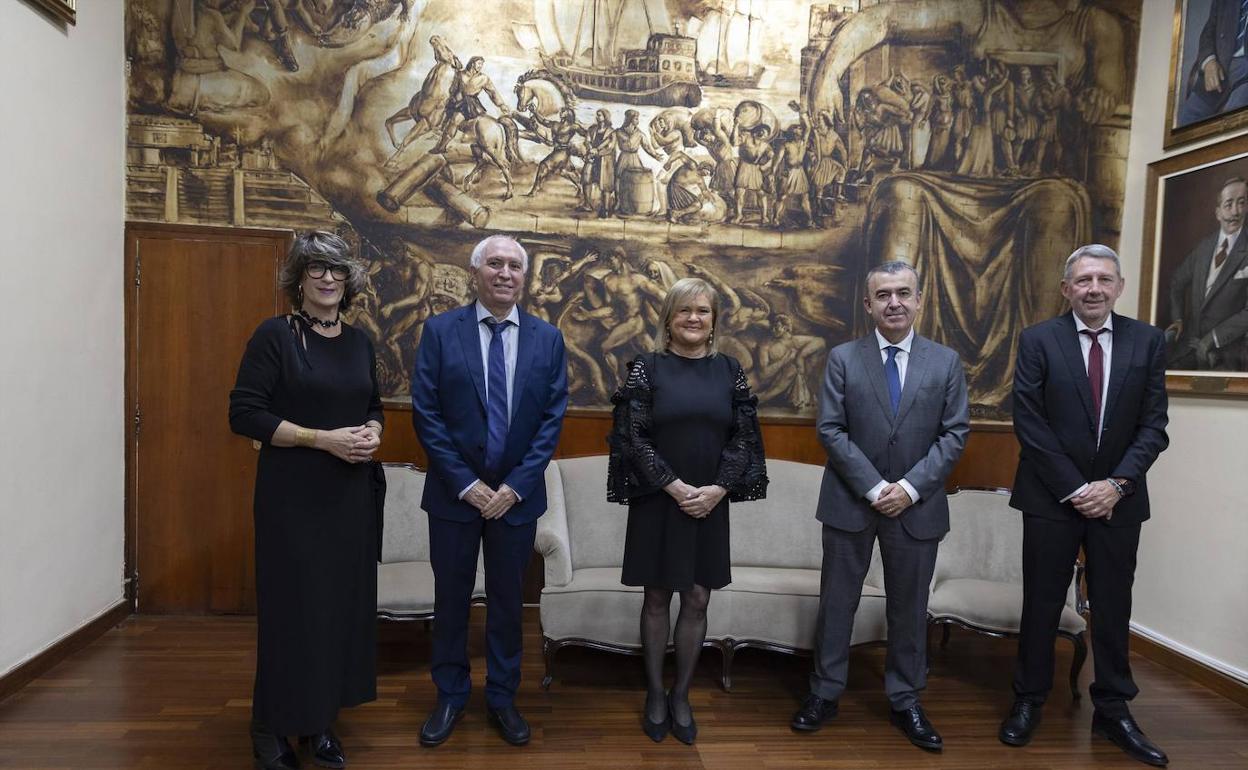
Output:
top-left (305, 261), bottom-right (349, 281)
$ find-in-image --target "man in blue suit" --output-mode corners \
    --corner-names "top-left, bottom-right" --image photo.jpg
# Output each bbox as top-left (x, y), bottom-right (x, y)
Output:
top-left (411, 234), bottom-right (568, 747)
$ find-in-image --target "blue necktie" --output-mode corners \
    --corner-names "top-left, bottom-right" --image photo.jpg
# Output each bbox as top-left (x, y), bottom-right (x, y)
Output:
top-left (884, 346), bottom-right (902, 416)
top-left (483, 317), bottom-right (510, 476)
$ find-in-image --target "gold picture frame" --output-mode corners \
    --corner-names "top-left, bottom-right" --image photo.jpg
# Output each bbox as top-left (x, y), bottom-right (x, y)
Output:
top-left (27, 0), bottom-right (76, 25)
top-left (1162, 0), bottom-right (1248, 149)
top-left (1140, 133), bottom-right (1248, 397)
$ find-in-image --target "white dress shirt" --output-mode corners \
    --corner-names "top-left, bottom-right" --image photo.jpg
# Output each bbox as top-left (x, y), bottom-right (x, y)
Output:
top-left (1061, 314), bottom-right (1114, 502)
top-left (459, 301), bottom-right (521, 500)
top-left (865, 328), bottom-right (921, 506)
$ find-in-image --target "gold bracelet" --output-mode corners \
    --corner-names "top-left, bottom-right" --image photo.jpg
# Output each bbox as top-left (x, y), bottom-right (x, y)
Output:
top-left (294, 427), bottom-right (317, 448)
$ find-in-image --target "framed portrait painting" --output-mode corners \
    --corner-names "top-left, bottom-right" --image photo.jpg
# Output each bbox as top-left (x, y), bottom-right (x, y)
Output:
top-left (1164, 0), bottom-right (1248, 148)
top-left (1140, 134), bottom-right (1248, 396)
top-left (26, 0), bottom-right (76, 25)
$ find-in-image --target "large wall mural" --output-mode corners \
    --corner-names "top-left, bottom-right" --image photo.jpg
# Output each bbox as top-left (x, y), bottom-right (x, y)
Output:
top-left (125, 0), bottom-right (1141, 420)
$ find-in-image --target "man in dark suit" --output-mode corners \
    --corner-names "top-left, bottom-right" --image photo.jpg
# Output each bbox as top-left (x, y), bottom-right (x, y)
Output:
top-left (410, 235), bottom-right (568, 747)
top-left (791, 261), bottom-right (969, 751)
top-left (1179, 0), bottom-right (1248, 125)
top-left (1167, 175), bottom-right (1248, 371)
top-left (1000, 245), bottom-right (1170, 767)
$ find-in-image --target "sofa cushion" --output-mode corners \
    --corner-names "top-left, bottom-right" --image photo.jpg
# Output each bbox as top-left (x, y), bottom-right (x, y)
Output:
top-left (725, 459), bottom-right (825, 571)
top-left (554, 456), bottom-right (629, 571)
top-left (381, 464), bottom-right (428, 563)
top-left (377, 561), bottom-right (486, 618)
top-left (928, 577), bottom-right (1086, 635)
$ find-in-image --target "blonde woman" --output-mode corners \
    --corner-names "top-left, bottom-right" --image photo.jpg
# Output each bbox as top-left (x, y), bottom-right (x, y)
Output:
top-left (607, 277), bottom-right (768, 744)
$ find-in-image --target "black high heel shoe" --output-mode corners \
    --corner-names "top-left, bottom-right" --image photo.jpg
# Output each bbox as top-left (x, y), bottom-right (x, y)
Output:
top-left (641, 692), bottom-right (670, 742)
top-left (251, 721), bottom-right (300, 770)
top-left (298, 728), bottom-right (345, 768)
top-left (668, 692), bottom-right (697, 745)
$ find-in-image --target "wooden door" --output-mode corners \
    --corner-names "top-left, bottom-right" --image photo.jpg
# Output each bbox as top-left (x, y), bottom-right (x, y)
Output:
top-left (126, 224), bottom-right (290, 613)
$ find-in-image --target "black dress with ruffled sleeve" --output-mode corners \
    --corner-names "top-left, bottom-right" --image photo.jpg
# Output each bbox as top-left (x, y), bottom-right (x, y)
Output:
top-left (608, 352), bottom-right (767, 590)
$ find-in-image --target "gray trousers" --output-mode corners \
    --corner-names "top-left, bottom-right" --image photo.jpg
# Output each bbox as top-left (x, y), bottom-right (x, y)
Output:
top-left (809, 516), bottom-right (939, 710)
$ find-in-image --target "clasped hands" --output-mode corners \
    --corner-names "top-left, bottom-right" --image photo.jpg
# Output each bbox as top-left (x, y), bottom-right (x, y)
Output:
top-left (465, 481), bottom-right (519, 520)
top-left (320, 425), bottom-right (381, 464)
top-left (1072, 479), bottom-right (1120, 520)
top-left (665, 480), bottom-right (727, 518)
top-left (872, 482), bottom-right (913, 518)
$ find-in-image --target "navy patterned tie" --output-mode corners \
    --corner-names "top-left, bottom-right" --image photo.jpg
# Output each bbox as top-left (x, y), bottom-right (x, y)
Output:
top-left (885, 346), bottom-right (902, 415)
top-left (483, 317), bottom-right (511, 476)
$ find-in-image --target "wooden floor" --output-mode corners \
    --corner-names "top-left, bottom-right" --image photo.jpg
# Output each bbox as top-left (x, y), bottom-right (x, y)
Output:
top-left (0, 610), bottom-right (1244, 769)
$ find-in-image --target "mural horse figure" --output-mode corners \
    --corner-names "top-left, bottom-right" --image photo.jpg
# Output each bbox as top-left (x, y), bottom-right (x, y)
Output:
top-left (459, 114), bottom-right (519, 200)
top-left (385, 35), bottom-right (461, 154)
top-left (512, 70), bottom-right (575, 145)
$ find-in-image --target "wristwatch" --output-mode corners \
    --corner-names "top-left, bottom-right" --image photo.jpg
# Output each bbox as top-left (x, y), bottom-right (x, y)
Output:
top-left (1108, 478), bottom-right (1136, 497)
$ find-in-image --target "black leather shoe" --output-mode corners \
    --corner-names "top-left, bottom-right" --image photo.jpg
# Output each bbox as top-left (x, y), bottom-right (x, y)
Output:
top-left (487, 704), bottom-right (531, 746)
top-left (889, 703), bottom-right (943, 751)
top-left (251, 722), bottom-right (300, 769)
top-left (419, 702), bottom-right (464, 747)
top-left (1092, 711), bottom-right (1169, 767)
top-left (641, 692), bottom-right (669, 743)
top-left (298, 729), bottom-right (345, 769)
top-left (668, 692), bottom-right (697, 745)
top-left (999, 700), bottom-right (1042, 746)
top-left (790, 694), bottom-right (839, 732)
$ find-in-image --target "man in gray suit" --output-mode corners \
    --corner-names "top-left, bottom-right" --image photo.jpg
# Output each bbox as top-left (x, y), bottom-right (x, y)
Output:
top-left (1167, 175), bottom-right (1248, 371)
top-left (790, 261), bottom-right (969, 751)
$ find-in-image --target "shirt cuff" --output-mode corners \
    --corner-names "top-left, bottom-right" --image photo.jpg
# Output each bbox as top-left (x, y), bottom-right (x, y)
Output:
top-left (458, 480), bottom-right (479, 500)
top-left (1212, 329), bottom-right (1221, 348)
top-left (898, 478), bottom-right (920, 504)
top-left (1060, 483), bottom-right (1089, 503)
top-left (865, 480), bottom-right (887, 503)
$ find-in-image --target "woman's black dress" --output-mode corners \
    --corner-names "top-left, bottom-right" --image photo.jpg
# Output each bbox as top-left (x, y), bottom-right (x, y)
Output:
top-left (229, 316), bottom-right (383, 735)
top-left (609, 352), bottom-right (767, 591)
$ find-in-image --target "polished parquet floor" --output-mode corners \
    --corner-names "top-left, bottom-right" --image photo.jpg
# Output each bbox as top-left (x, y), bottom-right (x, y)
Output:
top-left (0, 610), bottom-right (1244, 769)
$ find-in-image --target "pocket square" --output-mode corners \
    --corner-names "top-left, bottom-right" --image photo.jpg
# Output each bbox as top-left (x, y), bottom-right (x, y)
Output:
top-left (1234, 265), bottom-right (1248, 280)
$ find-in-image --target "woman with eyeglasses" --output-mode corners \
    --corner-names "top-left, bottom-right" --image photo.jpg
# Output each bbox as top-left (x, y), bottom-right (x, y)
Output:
top-left (230, 231), bottom-right (384, 770)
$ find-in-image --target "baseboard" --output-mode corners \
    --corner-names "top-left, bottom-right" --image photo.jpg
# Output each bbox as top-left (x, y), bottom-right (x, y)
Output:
top-left (0, 600), bottom-right (131, 705)
top-left (1131, 623), bottom-right (1248, 708)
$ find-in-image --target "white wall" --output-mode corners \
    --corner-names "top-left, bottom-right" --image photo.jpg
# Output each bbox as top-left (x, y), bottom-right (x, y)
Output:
top-left (1117, 0), bottom-right (1248, 683)
top-left (0, 2), bottom-right (125, 677)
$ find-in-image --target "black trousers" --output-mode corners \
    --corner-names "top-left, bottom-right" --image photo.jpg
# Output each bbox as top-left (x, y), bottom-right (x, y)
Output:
top-left (1013, 514), bottom-right (1141, 717)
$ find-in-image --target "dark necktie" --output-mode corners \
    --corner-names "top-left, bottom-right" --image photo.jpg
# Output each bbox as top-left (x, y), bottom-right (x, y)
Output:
top-left (483, 317), bottom-right (511, 476)
top-left (1214, 238), bottom-right (1229, 271)
top-left (1080, 328), bottom-right (1107, 428)
top-left (884, 346), bottom-right (902, 415)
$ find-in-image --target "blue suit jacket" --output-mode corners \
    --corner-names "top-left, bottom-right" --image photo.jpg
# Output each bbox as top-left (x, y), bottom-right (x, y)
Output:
top-left (411, 303), bottom-right (569, 525)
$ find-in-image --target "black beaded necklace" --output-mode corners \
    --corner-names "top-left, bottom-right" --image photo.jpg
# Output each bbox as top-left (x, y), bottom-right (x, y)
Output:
top-left (298, 308), bottom-right (340, 329)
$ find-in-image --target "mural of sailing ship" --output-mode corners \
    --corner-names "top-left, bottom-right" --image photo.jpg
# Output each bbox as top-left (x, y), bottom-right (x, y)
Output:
top-left (521, 0), bottom-right (703, 107)
top-left (690, 0), bottom-right (772, 90)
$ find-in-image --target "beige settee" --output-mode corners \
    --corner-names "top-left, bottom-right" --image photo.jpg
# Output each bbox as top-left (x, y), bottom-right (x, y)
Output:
top-left (535, 455), bottom-right (888, 689)
top-left (376, 463), bottom-right (486, 620)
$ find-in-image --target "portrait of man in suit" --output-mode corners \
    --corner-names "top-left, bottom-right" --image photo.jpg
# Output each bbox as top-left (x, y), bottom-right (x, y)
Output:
top-left (410, 234), bottom-right (568, 748)
top-left (1001, 244), bottom-right (1170, 767)
top-left (790, 261), bottom-right (969, 751)
top-left (1177, 0), bottom-right (1248, 127)
top-left (1165, 174), bottom-right (1248, 370)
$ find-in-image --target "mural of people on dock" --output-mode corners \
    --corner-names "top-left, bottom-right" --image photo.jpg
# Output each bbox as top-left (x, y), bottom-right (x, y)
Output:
top-left (126, 0), bottom-right (1142, 420)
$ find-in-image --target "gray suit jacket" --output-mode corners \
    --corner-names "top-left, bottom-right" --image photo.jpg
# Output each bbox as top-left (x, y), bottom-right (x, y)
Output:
top-left (1169, 230), bottom-right (1248, 358)
top-left (814, 333), bottom-right (970, 540)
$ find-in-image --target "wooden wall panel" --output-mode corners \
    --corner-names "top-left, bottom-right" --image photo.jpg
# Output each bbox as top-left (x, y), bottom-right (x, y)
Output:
top-left (378, 405), bottom-right (1019, 490)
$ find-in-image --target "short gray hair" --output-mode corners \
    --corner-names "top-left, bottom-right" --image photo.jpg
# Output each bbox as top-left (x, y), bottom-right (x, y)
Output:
top-left (1062, 243), bottom-right (1121, 279)
top-left (865, 260), bottom-right (920, 287)
top-left (278, 231), bottom-right (366, 311)
top-left (469, 234), bottom-right (528, 272)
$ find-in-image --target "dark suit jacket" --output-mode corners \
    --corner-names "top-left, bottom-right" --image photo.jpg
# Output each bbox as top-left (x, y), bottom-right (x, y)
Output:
top-left (1169, 229), bottom-right (1248, 363)
top-left (814, 333), bottom-right (970, 541)
top-left (1188, 0), bottom-right (1244, 103)
top-left (410, 303), bottom-right (569, 526)
top-left (1010, 312), bottom-right (1169, 526)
